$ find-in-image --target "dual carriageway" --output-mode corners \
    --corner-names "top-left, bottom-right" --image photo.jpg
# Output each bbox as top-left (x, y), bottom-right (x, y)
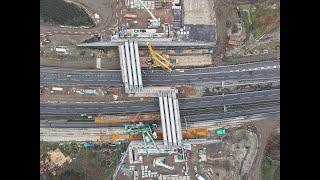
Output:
top-left (41, 59), bottom-right (280, 128)
top-left (40, 60), bottom-right (279, 86)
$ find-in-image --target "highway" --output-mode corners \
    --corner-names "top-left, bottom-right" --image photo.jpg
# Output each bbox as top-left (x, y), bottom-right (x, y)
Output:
top-left (184, 105), bottom-right (279, 123)
top-left (40, 89), bottom-right (279, 114)
top-left (40, 60), bottom-right (279, 86)
top-left (40, 104), bottom-right (279, 128)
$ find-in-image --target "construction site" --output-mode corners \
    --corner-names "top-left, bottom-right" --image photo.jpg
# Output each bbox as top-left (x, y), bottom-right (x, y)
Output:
top-left (40, 0), bottom-right (217, 70)
top-left (40, 0), bottom-right (280, 179)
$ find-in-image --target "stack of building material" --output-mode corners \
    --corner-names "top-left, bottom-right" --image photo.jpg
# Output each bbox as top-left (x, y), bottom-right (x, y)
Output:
top-left (126, 0), bottom-right (155, 10)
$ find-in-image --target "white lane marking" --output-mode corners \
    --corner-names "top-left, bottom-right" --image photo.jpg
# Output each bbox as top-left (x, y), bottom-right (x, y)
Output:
top-left (241, 97), bottom-right (251, 100)
top-left (268, 93), bottom-right (279, 97)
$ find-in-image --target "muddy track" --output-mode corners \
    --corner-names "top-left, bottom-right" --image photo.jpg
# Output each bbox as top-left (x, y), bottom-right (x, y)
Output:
top-left (213, 0), bottom-right (239, 57)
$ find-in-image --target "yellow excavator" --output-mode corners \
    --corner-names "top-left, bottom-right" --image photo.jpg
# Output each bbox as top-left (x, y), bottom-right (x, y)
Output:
top-left (146, 42), bottom-right (175, 71)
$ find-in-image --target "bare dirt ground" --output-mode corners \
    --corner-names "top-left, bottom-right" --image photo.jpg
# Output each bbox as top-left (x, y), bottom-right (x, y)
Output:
top-left (248, 117), bottom-right (280, 180)
top-left (45, 34), bottom-right (93, 45)
top-left (183, 0), bottom-right (213, 25)
top-left (176, 85), bottom-right (197, 98)
top-left (123, 4), bottom-right (173, 29)
top-left (213, 51), bottom-right (280, 66)
top-left (212, 0), bottom-right (239, 57)
top-left (70, 0), bottom-right (116, 28)
top-left (139, 54), bottom-right (212, 68)
top-left (40, 85), bottom-right (152, 102)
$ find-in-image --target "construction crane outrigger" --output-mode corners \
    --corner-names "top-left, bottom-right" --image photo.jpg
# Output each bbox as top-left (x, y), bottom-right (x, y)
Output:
top-left (138, 0), bottom-right (161, 28)
top-left (146, 42), bottom-right (175, 71)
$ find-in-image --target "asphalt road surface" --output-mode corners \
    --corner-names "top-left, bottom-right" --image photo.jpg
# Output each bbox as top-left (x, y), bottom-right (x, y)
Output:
top-left (40, 89), bottom-right (279, 114)
top-left (184, 105), bottom-right (279, 123)
top-left (40, 60), bottom-right (280, 86)
top-left (40, 105), bottom-right (279, 128)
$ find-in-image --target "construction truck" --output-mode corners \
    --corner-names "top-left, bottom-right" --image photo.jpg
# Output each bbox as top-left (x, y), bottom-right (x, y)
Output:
top-left (195, 173), bottom-right (206, 180)
top-left (146, 42), bottom-right (175, 71)
top-left (138, 0), bottom-right (161, 28)
top-left (154, 157), bottom-right (174, 170)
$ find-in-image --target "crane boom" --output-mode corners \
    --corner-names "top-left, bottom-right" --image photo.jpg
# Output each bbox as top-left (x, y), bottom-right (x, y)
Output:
top-left (138, 0), bottom-right (157, 20)
top-left (146, 42), bottom-right (174, 71)
top-left (137, 0), bottom-right (160, 27)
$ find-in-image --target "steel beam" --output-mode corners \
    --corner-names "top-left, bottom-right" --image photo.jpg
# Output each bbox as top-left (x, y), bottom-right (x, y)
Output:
top-left (168, 94), bottom-right (177, 146)
top-left (158, 95), bottom-right (168, 146)
top-left (124, 41), bottom-right (133, 89)
top-left (134, 40), bottom-right (143, 88)
top-left (173, 92), bottom-right (183, 146)
top-left (119, 45), bottom-right (129, 90)
top-left (163, 94), bottom-right (172, 146)
top-left (129, 40), bottom-right (138, 88)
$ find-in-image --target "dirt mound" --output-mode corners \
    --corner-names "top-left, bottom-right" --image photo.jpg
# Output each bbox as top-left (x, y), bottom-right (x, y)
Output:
top-left (47, 148), bottom-right (72, 166)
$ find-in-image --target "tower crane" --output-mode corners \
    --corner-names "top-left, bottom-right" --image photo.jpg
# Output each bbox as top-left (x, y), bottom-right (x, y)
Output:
top-left (138, 0), bottom-right (161, 28)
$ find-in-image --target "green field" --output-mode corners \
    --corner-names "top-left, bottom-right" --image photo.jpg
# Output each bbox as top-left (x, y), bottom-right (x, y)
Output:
top-left (262, 160), bottom-right (280, 180)
top-left (251, 2), bottom-right (280, 38)
top-left (240, 0), bottom-right (280, 38)
top-left (40, 0), bottom-right (94, 27)
top-left (240, 10), bottom-right (252, 34)
top-left (262, 133), bottom-right (280, 180)
top-left (40, 142), bottom-right (128, 180)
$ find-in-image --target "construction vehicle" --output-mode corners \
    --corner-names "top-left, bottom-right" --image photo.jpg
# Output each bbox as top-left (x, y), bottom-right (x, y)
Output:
top-left (195, 173), bottom-right (206, 180)
top-left (146, 42), bottom-right (175, 71)
top-left (138, 0), bottom-right (161, 28)
top-left (154, 157), bottom-right (174, 170)
top-left (215, 128), bottom-right (226, 136)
